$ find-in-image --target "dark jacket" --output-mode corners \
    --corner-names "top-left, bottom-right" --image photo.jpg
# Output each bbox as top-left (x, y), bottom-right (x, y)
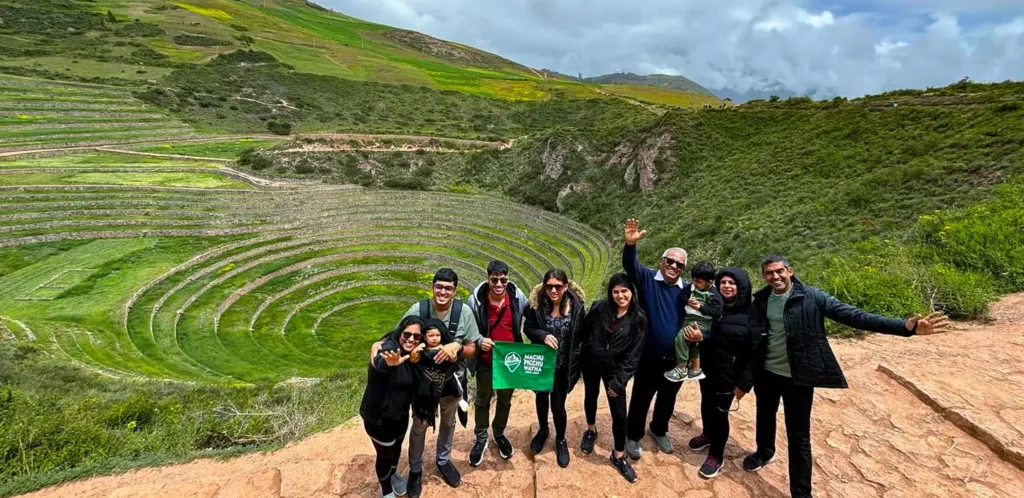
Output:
top-left (411, 319), bottom-right (460, 425)
top-left (523, 281), bottom-right (587, 370)
top-left (699, 267), bottom-right (762, 393)
top-left (466, 281), bottom-right (530, 374)
top-left (567, 300), bottom-right (647, 394)
top-left (750, 276), bottom-right (913, 389)
top-left (360, 336), bottom-right (419, 425)
top-left (679, 283), bottom-right (724, 338)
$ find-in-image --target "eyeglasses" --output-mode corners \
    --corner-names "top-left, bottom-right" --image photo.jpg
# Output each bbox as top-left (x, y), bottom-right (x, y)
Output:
top-left (401, 331), bottom-right (422, 341)
top-left (489, 276), bottom-right (509, 285)
top-left (433, 283), bottom-right (456, 293)
top-left (545, 283), bottom-right (566, 291)
top-left (662, 257), bottom-right (686, 269)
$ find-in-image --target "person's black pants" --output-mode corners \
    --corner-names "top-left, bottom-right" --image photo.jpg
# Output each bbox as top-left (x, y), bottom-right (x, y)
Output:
top-left (698, 373), bottom-right (736, 461)
top-left (755, 370), bottom-right (815, 498)
top-left (364, 415), bottom-right (410, 496)
top-left (582, 364), bottom-right (628, 452)
top-left (626, 354), bottom-right (683, 440)
top-left (535, 366), bottom-right (570, 440)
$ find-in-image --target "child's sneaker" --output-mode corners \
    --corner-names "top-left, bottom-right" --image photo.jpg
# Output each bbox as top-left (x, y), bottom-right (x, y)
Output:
top-left (686, 368), bottom-right (706, 381)
top-left (664, 366), bottom-right (688, 383)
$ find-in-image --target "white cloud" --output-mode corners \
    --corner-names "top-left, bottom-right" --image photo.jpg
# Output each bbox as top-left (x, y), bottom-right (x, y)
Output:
top-left (317, 0), bottom-right (1024, 99)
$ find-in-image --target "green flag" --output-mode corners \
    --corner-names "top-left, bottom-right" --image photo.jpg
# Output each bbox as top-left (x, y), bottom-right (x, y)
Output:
top-left (492, 341), bottom-right (556, 391)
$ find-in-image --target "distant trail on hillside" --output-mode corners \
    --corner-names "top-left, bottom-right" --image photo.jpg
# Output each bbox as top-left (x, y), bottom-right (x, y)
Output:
top-left (19, 295), bottom-right (1024, 498)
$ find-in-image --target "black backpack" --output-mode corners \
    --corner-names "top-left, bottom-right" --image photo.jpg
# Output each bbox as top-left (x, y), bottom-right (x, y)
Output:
top-left (419, 298), bottom-right (462, 333)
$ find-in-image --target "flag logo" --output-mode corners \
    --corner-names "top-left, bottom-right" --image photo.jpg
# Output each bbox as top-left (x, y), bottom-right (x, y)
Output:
top-left (504, 351), bottom-right (522, 373)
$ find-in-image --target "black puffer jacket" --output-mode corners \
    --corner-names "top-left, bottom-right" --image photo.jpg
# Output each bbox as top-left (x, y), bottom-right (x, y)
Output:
top-left (567, 300), bottom-right (647, 394)
top-left (750, 276), bottom-right (912, 389)
top-left (523, 281), bottom-right (586, 370)
top-left (699, 267), bottom-right (763, 393)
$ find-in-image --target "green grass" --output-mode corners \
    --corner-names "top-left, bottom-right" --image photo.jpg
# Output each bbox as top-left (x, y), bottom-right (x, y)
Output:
top-left (0, 152), bottom-right (224, 169)
top-left (599, 84), bottom-right (725, 108)
top-left (0, 172), bottom-right (248, 189)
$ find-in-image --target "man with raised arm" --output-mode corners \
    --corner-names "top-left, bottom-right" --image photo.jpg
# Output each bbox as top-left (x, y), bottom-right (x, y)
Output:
top-left (742, 255), bottom-right (951, 498)
top-left (370, 268), bottom-right (479, 497)
top-left (621, 218), bottom-right (702, 459)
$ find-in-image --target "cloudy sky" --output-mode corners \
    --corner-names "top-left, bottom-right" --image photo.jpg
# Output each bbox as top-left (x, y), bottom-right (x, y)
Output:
top-left (319, 0), bottom-right (1024, 100)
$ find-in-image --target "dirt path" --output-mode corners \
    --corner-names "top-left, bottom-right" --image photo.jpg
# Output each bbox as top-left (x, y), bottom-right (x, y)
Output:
top-left (19, 295), bottom-right (1024, 498)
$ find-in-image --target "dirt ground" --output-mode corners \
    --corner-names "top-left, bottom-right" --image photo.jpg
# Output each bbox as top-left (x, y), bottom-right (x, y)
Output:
top-left (19, 295), bottom-right (1024, 498)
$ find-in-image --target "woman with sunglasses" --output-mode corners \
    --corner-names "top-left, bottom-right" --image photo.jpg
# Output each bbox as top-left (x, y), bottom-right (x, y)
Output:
top-left (524, 269), bottom-right (587, 467)
top-left (360, 315), bottom-right (426, 498)
top-left (684, 267), bottom-right (762, 479)
top-left (568, 273), bottom-right (647, 483)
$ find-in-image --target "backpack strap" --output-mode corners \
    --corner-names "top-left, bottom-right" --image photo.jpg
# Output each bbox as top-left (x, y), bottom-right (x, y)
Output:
top-left (448, 300), bottom-right (462, 337)
top-left (419, 298), bottom-right (431, 319)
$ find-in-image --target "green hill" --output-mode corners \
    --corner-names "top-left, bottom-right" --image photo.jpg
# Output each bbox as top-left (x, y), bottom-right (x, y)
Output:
top-left (585, 72), bottom-right (717, 98)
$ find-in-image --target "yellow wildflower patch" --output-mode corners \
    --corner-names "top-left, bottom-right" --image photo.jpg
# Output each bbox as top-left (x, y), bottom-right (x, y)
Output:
top-left (175, 3), bottom-right (233, 21)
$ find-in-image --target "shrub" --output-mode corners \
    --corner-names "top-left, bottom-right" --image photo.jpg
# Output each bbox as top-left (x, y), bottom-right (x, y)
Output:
top-left (266, 121), bottom-right (293, 135)
top-left (173, 34), bottom-right (232, 46)
top-left (927, 265), bottom-right (997, 319)
top-left (238, 148), bottom-right (272, 171)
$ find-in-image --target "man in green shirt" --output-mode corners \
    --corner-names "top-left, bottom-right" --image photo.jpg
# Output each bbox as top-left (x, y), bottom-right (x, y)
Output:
top-left (742, 255), bottom-right (950, 498)
top-left (370, 268), bottom-right (479, 497)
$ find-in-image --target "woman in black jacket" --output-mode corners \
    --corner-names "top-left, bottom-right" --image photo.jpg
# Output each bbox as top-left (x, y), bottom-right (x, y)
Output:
top-left (524, 268), bottom-right (586, 467)
top-left (360, 315), bottom-right (426, 497)
top-left (685, 267), bottom-right (761, 479)
top-left (569, 272), bottom-right (646, 483)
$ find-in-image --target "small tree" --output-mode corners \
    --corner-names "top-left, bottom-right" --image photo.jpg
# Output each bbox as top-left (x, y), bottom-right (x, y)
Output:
top-left (107, 10), bottom-right (117, 23)
top-left (768, 95), bottom-right (780, 103)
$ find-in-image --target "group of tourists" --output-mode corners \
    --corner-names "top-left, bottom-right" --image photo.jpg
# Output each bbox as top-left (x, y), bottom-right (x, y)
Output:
top-left (359, 219), bottom-right (951, 498)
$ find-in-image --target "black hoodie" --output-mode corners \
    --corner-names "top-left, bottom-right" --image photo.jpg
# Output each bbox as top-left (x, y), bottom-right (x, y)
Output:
top-left (699, 267), bottom-right (763, 393)
top-left (411, 319), bottom-right (461, 425)
top-left (360, 327), bottom-right (422, 425)
top-left (567, 299), bottom-right (647, 394)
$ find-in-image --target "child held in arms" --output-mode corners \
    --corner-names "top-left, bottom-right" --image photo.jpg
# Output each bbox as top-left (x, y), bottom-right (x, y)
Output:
top-left (412, 319), bottom-right (467, 426)
top-left (665, 262), bottom-right (723, 382)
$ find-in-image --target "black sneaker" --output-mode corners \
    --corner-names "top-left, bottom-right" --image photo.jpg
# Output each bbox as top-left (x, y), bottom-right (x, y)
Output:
top-left (469, 439), bottom-right (488, 467)
top-left (610, 453), bottom-right (637, 483)
top-left (688, 433), bottom-right (711, 451)
top-left (530, 428), bottom-right (549, 454)
top-left (742, 450), bottom-right (776, 472)
top-left (407, 470), bottom-right (423, 498)
top-left (555, 438), bottom-right (570, 468)
top-left (436, 460), bottom-right (461, 488)
top-left (698, 455), bottom-right (723, 479)
top-left (495, 434), bottom-right (514, 459)
top-left (580, 429), bottom-right (597, 455)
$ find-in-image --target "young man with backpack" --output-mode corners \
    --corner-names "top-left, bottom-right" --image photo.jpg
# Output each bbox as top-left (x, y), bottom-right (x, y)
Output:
top-left (371, 268), bottom-right (479, 496)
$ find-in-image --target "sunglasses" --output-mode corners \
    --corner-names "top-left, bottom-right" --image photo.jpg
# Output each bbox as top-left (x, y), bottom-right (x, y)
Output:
top-left (489, 276), bottom-right (509, 285)
top-left (401, 331), bottom-right (422, 341)
top-left (662, 257), bottom-right (686, 269)
top-left (433, 283), bottom-right (456, 293)
top-left (545, 283), bottom-right (566, 291)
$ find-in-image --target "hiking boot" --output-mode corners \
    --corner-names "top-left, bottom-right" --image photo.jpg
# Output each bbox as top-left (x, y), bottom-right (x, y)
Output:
top-left (469, 439), bottom-right (488, 467)
top-left (530, 428), bottom-right (549, 454)
top-left (407, 471), bottom-right (423, 498)
top-left (688, 433), bottom-right (711, 451)
top-left (742, 450), bottom-right (776, 472)
top-left (625, 438), bottom-right (642, 460)
top-left (391, 473), bottom-right (407, 496)
top-left (555, 438), bottom-right (570, 468)
top-left (686, 367), bottom-right (706, 381)
top-left (580, 429), bottom-right (597, 455)
top-left (698, 455), bottom-right (723, 479)
top-left (436, 460), bottom-right (461, 488)
top-left (495, 434), bottom-right (514, 460)
top-left (610, 452), bottom-right (638, 483)
top-left (648, 429), bottom-right (674, 454)
top-left (664, 366), bottom-right (688, 383)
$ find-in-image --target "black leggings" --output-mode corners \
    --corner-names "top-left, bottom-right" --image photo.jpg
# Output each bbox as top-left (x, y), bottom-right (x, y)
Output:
top-left (364, 416), bottom-right (409, 495)
top-left (699, 374), bottom-right (736, 460)
top-left (583, 364), bottom-right (628, 452)
top-left (535, 366), bottom-right (569, 439)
